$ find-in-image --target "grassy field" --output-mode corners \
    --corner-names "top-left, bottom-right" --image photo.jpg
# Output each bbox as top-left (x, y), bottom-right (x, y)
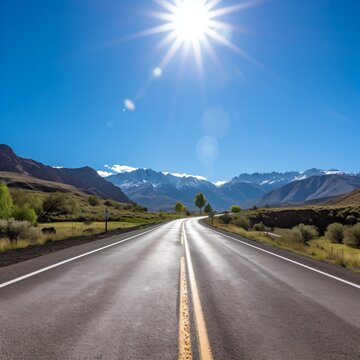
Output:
top-left (0, 182), bottom-right (182, 253)
top-left (207, 218), bottom-right (360, 272)
top-left (0, 218), bottom-right (166, 253)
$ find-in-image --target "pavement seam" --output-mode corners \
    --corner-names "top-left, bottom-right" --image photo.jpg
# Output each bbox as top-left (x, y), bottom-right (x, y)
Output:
top-left (178, 257), bottom-right (193, 360)
top-left (183, 222), bottom-right (214, 360)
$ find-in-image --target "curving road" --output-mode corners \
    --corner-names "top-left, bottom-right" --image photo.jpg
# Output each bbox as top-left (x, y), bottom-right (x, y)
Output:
top-left (0, 218), bottom-right (359, 359)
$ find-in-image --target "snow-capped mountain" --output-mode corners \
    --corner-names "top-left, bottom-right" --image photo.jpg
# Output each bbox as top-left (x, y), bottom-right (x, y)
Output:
top-left (101, 166), bottom-right (358, 211)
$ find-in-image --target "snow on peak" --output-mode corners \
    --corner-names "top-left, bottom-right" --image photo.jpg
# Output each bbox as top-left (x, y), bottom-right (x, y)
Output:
top-left (163, 172), bottom-right (207, 181)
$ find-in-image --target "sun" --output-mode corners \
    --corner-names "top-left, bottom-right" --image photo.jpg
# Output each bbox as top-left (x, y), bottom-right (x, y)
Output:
top-left (130, 0), bottom-right (261, 73)
top-left (171, 0), bottom-right (210, 43)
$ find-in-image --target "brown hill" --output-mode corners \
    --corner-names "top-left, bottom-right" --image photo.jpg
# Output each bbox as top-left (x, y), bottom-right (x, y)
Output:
top-left (0, 145), bottom-right (130, 203)
top-left (324, 188), bottom-right (360, 206)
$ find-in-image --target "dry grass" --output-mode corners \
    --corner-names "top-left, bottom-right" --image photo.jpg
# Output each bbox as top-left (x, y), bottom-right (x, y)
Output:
top-left (0, 221), bottom-right (146, 253)
top-left (208, 218), bottom-right (360, 272)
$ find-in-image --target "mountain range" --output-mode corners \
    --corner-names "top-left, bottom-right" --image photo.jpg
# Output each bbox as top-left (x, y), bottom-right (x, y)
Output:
top-left (1, 144), bottom-right (359, 211)
top-left (0, 145), bottom-right (130, 203)
top-left (105, 167), bottom-right (360, 211)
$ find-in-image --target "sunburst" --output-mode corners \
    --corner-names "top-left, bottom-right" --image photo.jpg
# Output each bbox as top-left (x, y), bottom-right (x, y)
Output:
top-left (136, 0), bottom-right (261, 73)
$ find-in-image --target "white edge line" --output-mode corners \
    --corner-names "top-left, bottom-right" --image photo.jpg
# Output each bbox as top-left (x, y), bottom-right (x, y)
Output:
top-left (203, 223), bottom-right (360, 290)
top-left (0, 225), bottom-right (163, 289)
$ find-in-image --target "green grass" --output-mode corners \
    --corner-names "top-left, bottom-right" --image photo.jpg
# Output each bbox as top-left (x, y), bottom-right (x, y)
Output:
top-left (208, 218), bottom-right (360, 272)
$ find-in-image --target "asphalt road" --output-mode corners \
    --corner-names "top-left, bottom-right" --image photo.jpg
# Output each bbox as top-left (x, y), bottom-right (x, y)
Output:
top-left (0, 218), bottom-right (359, 359)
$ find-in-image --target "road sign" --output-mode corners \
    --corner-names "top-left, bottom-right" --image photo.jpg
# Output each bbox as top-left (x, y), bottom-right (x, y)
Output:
top-left (104, 208), bottom-right (111, 220)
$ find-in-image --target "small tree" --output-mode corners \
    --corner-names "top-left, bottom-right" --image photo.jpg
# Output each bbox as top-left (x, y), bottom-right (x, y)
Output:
top-left (0, 183), bottom-right (13, 219)
top-left (175, 202), bottom-right (185, 215)
top-left (42, 193), bottom-right (68, 219)
top-left (230, 205), bottom-right (241, 213)
top-left (194, 192), bottom-right (206, 213)
top-left (204, 203), bottom-right (213, 214)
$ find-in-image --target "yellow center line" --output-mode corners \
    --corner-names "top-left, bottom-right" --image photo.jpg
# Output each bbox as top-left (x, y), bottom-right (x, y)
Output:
top-left (179, 257), bottom-right (193, 360)
top-left (183, 223), bottom-right (214, 360)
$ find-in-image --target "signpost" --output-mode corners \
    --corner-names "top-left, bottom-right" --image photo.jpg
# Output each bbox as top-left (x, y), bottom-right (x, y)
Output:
top-left (104, 208), bottom-right (111, 232)
top-left (209, 211), bottom-right (215, 227)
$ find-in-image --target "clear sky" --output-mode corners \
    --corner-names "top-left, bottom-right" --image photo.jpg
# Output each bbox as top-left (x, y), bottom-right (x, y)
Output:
top-left (1, 0), bottom-right (359, 181)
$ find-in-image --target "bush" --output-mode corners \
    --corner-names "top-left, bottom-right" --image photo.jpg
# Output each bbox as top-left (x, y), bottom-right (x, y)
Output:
top-left (12, 204), bottom-right (38, 225)
top-left (88, 196), bottom-right (100, 206)
top-left (0, 183), bottom-right (13, 219)
top-left (232, 214), bottom-right (250, 230)
top-left (346, 215), bottom-right (357, 225)
top-left (104, 199), bottom-right (113, 207)
top-left (325, 223), bottom-right (345, 243)
top-left (253, 222), bottom-right (267, 232)
top-left (290, 224), bottom-right (319, 244)
top-left (0, 219), bottom-right (38, 243)
top-left (219, 213), bottom-right (231, 224)
top-left (230, 205), bottom-right (242, 213)
top-left (344, 224), bottom-right (360, 248)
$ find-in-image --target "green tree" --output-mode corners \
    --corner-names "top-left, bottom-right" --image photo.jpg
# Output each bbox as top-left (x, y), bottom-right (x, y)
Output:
top-left (12, 204), bottom-right (37, 225)
top-left (0, 183), bottom-right (13, 219)
top-left (194, 192), bottom-right (206, 213)
top-left (204, 203), bottom-right (213, 214)
top-left (11, 189), bottom-right (43, 217)
top-left (230, 205), bottom-right (242, 213)
top-left (175, 202), bottom-right (185, 215)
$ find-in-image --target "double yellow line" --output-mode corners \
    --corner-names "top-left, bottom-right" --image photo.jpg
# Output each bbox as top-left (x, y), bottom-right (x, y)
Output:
top-left (178, 222), bottom-right (213, 360)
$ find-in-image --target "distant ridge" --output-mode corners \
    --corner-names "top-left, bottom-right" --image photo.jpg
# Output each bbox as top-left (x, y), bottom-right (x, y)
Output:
top-left (0, 145), bottom-right (130, 203)
top-left (258, 174), bottom-right (360, 207)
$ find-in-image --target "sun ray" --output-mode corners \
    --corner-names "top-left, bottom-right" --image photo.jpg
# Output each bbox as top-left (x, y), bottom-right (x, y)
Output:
top-left (124, 0), bottom-right (264, 77)
top-left (153, 0), bottom-right (178, 14)
top-left (208, 0), bottom-right (263, 19)
top-left (160, 35), bottom-right (184, 67)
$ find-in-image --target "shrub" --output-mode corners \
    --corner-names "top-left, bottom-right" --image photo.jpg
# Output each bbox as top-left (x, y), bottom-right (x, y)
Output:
top-left (12, 204), bottom-right (38, 225)
top-left (253, 222), bottom-right (267, 232)
top-left (291, 224), bottom-right (319, 244)
top-left (344, 224), bottom-right (360, 248)
top-left (0, 219), bottom-right (7, 238)
top-left (230, 205), bottom-right (241, 213)
top-left (0, 219), bottom-right (38, 243)
top-left (104, 199), bottom-right (113, 207)
top-left (219, 213), bottom-right (231, 224)
top-left (346, 215), bottom-right (357, 225)
top-left (232, 214), bottom-right (250, 230)
top-left (325, 223), bottom-right (345, 243)
top-left (88, 196), bottom-right (100, 207)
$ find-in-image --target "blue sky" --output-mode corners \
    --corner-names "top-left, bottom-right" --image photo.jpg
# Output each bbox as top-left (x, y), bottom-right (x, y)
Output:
top-left (1, 0), bottom-right (359, 181)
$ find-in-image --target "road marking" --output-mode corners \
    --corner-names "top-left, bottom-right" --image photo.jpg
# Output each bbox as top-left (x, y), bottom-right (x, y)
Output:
top-left (178, 257), bottom-right (192, 360)
top-left (0, 225), bottom-right (162, 290)
top-left (206, 225), bottom-right (360, 290)
top-left (181, 222), bottom-right (185, 245)
top-left (184, 223), bottom-right (214, 360)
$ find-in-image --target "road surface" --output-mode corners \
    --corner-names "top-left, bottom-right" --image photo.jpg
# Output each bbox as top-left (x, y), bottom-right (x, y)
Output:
top-left (0, 218), bottom-right (359, 359)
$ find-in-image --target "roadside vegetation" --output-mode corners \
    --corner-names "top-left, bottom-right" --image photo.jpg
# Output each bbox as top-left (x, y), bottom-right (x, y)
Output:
top-left (0, 182), bottom-right (179, 253)
top-left (206, 206), bottom-right (360, 272)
